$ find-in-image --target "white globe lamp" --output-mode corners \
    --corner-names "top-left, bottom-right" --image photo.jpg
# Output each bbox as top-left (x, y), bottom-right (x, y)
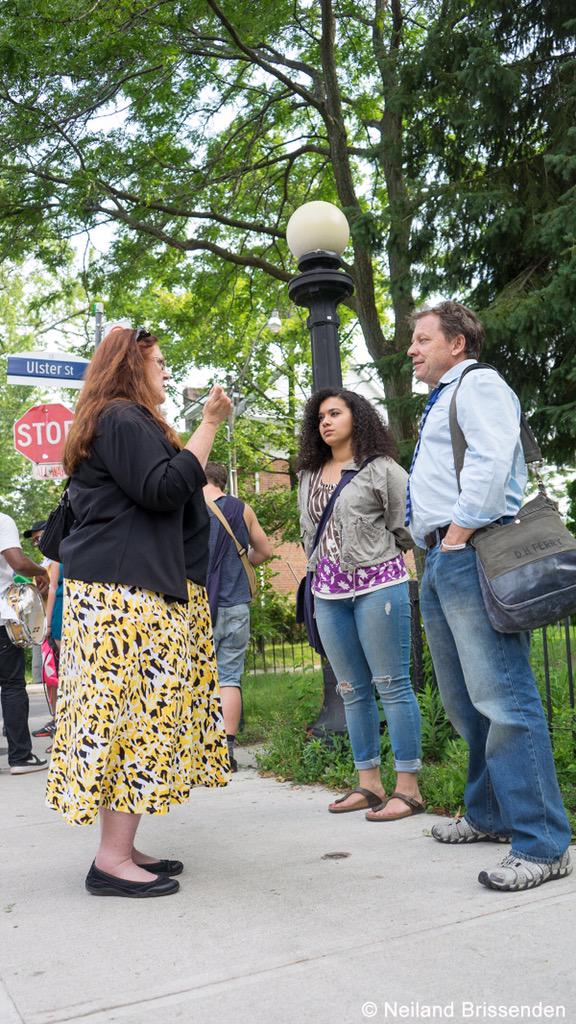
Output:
top-left (286, 201), bottom-right (350, 260)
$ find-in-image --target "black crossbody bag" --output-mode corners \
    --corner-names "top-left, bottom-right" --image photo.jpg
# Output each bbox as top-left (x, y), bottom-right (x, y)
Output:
top-left (38, 481), bottom-right (75, 563)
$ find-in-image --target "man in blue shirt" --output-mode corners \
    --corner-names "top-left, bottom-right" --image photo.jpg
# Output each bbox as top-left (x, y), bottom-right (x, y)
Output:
top-left (407, 300), bottom-right (572, 891)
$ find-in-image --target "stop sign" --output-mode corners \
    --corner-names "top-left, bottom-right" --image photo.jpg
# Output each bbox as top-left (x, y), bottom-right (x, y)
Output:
top-left (13, 403), bottom-right (75, 464)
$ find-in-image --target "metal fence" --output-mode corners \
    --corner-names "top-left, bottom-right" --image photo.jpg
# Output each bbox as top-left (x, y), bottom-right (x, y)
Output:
top-left (246, 581), bottom-right (576, 734)
top-left (537, 617), bottom-right (576, 734)
top-left (246, 625), bottom-right (322, 676)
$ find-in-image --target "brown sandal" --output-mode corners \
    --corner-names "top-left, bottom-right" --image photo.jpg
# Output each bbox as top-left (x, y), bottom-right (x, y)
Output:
top-left (329, 787), bottom-right (385, 814)
top-left (365, 791), bottom-right (425, 822)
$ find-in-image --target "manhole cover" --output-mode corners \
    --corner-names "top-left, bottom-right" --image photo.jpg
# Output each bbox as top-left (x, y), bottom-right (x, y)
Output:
top-left (321, 851), bottom-right (351, 860)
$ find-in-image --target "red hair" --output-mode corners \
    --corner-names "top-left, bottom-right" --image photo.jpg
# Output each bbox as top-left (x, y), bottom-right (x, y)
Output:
top-left (64, 327), bottom-right (182, 473)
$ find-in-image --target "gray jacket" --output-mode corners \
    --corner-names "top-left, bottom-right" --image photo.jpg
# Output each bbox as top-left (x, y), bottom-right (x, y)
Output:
top-left (298, 456), bottom-right (414, 573)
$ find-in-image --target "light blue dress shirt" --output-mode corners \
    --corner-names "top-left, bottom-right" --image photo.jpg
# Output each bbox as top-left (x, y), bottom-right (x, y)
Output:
top-left (409, 359), bottom-right (527, 549)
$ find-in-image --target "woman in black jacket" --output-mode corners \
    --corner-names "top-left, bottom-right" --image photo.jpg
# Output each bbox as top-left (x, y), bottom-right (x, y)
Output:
top-left (46, 326), bottom-right (231, 898)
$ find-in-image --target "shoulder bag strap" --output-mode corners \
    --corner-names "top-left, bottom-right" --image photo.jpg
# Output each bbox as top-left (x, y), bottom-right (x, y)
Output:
top-left (309, 455), bottom-right (378, 555)
top-left (448, 362), bottom-right (542, 491)
top-left (205, 498), bottom-right (257, 598)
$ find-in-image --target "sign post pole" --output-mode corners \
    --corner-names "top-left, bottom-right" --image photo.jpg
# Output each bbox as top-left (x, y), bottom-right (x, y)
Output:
top-left (94, 302), bottom-right (104, 348)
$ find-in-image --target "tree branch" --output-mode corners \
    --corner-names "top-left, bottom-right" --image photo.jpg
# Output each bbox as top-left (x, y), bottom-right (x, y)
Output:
top-left (206, 0), bottom-right (324, 111)
top-left (36, 308), bottom-right (91, 334)
top-left (92, 200), bottom-right (293, 282)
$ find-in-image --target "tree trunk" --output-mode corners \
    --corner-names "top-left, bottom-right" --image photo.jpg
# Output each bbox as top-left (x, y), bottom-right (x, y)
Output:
top-left (319, 0), bottom-right (415, 448)
top-left (371, 0), bottom-right (418, 448)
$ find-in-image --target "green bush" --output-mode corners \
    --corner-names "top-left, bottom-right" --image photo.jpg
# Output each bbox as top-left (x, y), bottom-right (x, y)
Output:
top-left (418, 681), bottom-right (456, 762)
top-left (250, 568), bottom-right (300, 642)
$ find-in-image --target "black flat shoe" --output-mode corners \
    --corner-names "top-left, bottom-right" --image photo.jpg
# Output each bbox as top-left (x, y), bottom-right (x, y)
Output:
top-left (139, 859), bottom-right (184, 877)
top-left (85, 862), bottom-right (179, 898)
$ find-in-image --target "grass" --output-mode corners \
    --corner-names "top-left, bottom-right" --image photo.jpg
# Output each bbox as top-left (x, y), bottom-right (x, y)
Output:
top-left (238, 668), bottom-right (323, 745)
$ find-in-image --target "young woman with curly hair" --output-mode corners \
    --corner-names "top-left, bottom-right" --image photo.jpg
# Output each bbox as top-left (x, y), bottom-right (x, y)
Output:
top-left (297, 388), bottom-right (424, 821)
top-left (46, 326), bottom-right (232, 897)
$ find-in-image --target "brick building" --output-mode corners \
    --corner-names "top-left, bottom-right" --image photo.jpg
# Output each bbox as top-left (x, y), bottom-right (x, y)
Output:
top-left (249, 457), bottom-right (307, 597)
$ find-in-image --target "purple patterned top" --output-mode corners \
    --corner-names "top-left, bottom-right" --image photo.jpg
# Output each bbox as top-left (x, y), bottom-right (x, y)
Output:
top-left (312, 553), bottom-right (408, 599)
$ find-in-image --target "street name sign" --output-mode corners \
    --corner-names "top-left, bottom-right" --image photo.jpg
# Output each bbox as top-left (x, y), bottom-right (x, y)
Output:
top-left (7, 351), bottom-right (89, 389)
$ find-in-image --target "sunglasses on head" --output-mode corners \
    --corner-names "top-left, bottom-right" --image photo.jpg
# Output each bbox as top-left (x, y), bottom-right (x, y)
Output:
top-left (134, 326), bottom-right (152, 342)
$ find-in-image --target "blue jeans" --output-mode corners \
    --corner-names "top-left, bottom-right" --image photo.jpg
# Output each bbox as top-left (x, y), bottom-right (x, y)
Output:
top-left (314, 583), bottom-right (422, 772)
top-left (213, 604), bottom-right (250, 687)
top-left (420, 544), bottom-right (571, 863)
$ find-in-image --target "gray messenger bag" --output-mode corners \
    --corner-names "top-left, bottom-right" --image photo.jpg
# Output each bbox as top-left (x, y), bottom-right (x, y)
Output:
top-left (450, 363), bottom-right (576, 633)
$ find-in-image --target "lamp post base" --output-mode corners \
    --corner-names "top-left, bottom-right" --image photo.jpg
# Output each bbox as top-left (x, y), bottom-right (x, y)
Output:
top-left (307, 661), bottom-right (347, 740)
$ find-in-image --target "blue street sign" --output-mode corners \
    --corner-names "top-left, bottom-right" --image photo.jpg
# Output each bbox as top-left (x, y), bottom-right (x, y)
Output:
top-left (6, 351), bottom-right (89, 390)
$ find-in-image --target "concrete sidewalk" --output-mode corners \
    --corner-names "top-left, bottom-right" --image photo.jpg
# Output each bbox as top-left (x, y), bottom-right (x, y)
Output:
top-left (1, 695), bottom-right (574, 1024)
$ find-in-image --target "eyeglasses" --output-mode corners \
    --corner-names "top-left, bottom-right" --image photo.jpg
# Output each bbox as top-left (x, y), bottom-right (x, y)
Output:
top-left (152, 358), bottom-right (168, 372)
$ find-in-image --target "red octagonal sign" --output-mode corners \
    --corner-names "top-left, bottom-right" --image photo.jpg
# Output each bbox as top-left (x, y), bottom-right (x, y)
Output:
top-left (13, 403), bottom-right (75, 464)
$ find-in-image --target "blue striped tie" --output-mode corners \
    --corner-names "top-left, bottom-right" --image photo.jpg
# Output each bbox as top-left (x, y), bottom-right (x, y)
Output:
top-left (405, 383), bottom-right (448, 526)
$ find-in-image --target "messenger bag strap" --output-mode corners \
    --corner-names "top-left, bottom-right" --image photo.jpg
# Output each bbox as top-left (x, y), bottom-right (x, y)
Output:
top-left (205, 498), bottom-right (257, 598)
top-left (448, 362), bottom-right (543, 492)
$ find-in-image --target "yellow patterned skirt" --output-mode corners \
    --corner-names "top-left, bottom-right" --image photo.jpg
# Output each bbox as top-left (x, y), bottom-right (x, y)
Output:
top-left (46, 579), bottom-right (230, 826)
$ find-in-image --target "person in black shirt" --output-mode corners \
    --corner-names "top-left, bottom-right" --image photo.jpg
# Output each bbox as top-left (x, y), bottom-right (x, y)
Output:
top-left (46, 326), bottom-right (232, 898)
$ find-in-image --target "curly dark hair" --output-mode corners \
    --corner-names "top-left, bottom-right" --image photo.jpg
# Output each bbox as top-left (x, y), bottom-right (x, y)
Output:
top-left (296, 388), bottom-right (397, 472)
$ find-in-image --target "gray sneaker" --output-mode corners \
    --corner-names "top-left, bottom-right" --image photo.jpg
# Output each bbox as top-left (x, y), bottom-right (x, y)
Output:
top-left (478, 850), bottom-right (572, 891)
top-left (431, 816), bottom-right (510, 844)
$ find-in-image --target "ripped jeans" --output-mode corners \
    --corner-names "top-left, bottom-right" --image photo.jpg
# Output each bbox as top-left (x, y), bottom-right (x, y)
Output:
top-left (314, 583), bottom-right (422, 771)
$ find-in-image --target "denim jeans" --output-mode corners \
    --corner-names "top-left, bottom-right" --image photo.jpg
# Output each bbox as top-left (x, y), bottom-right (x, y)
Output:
top-left (213, 604), bottom-right (250, 687)
top-left (0, 625), bottom-right (32, 766)
top-left (314, 583), bottom-right (422, 771)
top-left (420, 544), bottom-right (571, 863)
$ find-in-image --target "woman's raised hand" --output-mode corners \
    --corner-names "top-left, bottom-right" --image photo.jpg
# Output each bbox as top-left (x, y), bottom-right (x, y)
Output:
top-left (185, 385), bottom-right (233, 462)
top-left (202, 386), bottom-right (233, 425)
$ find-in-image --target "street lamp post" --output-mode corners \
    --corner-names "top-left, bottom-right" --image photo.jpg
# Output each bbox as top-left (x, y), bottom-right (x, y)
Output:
top-left (287, 203), bottom-right (354, 390)
top-left (93, 302), bottom-right (104, 348)
top-left (286, 201), bottom-right (354, 739)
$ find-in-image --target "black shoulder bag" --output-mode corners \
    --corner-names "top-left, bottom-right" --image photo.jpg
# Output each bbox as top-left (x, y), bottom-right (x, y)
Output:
top-left (38, 481), bottom-right (76, 563)
top-left (450, 363), bottom-right (576, 632)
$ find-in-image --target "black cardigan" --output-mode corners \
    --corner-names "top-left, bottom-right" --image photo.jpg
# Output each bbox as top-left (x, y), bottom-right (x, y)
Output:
top-left (61, 402), bottom-right (208, 601)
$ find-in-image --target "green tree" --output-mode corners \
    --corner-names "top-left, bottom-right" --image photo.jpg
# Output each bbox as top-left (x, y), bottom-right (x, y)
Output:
top-left (0, 259), bottom-right (90, 545)
top-left (0, 1), bottom-right (574, 458)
